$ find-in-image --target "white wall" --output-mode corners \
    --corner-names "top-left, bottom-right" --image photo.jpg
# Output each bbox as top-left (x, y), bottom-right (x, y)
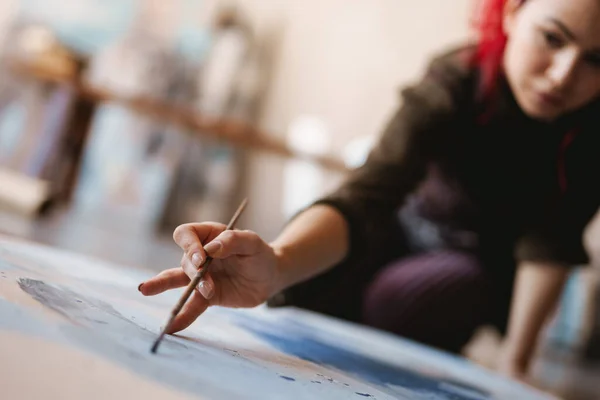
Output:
top-left (242, 0), bottom-right (471, 148)
top-left (0, 0), bottom-right (18, 44)
top-left (230, 0), bottom-right (473, 238)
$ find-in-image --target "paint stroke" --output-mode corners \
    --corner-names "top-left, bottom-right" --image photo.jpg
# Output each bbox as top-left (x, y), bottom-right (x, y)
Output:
top-left (17, 278), bottom-right (189, 353)
top-left (14, 279), bottom-right (366, 399)
top-left (232, 314), bottom-right (491, 400)
top-left (14, 279), bottom-right (249, 398)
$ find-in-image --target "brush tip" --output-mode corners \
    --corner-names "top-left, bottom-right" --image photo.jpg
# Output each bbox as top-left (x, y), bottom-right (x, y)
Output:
top-left (150, 340), bottom-right (160, 354)
top-left (151, 333), bottom-right (164, 354)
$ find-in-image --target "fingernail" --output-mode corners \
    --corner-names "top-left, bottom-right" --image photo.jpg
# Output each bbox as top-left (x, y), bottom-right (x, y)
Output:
top-left (204, 241), bottom-right (222, 257)
top-left (191, 252), bottom-right (203, 267)
top-left (198, 280), bottom-right (214, 299)
top-left (138, 283), bottom-right (144, 292)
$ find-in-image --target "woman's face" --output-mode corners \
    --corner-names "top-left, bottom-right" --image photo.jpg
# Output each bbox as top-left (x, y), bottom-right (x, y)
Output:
top-left (503, 0), bottom-right (600, 120)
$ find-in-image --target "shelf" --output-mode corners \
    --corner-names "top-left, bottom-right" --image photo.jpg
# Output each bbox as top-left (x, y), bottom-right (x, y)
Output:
top-left (11, 60), bottom-right (349, 173)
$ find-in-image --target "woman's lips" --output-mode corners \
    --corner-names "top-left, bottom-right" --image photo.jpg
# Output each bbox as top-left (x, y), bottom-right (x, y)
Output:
top-left (535, 90), bottom-right (564, 107)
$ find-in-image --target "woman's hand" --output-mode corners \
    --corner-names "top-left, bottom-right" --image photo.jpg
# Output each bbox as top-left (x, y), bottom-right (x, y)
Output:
top-left (138, 222), bottom-right (282, 333)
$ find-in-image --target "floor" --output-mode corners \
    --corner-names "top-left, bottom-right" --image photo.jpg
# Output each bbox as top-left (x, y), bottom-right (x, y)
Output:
top-left (0, 206), bottom-right (182, 273)
top-left (1, 207), bottom-right (600, 399)
top-left (465, 327), bottom-right (600, 400)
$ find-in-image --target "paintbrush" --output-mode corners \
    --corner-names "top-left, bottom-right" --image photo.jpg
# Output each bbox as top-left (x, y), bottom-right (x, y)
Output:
top-left (151, 198), bottom-right (249, 354)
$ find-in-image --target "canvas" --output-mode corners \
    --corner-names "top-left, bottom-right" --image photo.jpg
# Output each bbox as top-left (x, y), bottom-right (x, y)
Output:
top-left (0, 235), bottom-right (553, 399)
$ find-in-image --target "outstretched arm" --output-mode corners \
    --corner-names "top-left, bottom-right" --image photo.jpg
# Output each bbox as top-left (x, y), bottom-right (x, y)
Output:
top-left (498, 261), bottom-right (569, 379)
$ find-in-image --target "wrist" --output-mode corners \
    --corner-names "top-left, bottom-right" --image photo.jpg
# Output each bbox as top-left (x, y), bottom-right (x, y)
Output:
top-left (270, 243), bottom-right (293, 296)
top-left (501, 338), bottom-right (533, 369)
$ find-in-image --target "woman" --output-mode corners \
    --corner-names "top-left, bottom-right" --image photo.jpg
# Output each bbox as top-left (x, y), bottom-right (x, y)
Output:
top-left (139, 0), bottom-right (600, 380)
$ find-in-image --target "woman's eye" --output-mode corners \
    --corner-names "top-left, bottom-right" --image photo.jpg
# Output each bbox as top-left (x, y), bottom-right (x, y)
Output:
top-left (543, 31), bottom-right (564, 48)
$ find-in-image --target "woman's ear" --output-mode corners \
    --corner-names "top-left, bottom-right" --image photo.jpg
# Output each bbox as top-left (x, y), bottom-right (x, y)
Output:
top-left (503, 0), bottom-right (524, 36)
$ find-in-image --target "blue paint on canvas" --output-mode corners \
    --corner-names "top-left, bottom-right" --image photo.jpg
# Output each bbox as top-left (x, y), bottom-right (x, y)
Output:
top-left (0, 238), bottom-right (547, 399)
top-left (233, 314), bottom-right (491, 400)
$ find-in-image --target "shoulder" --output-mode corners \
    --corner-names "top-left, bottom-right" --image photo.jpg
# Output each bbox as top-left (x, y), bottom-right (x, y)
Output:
top-left (400, 43), bottom-right (479, 116)
top-left (425, 43), bottom-right (478, 86)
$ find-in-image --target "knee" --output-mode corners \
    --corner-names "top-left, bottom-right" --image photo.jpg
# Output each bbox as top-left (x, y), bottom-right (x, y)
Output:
top-left (362, 251), bottom-right (490, 349)
top-left (363, 251), bottom-right (485, 311)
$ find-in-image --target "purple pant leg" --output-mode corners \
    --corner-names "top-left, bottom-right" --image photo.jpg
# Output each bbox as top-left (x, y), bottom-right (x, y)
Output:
top-left (362, 250), bottom-right (494, 353)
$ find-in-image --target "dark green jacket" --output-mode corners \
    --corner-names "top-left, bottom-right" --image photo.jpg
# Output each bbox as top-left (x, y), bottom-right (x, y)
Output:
top-left (270, 45), bottom-right (600, 323)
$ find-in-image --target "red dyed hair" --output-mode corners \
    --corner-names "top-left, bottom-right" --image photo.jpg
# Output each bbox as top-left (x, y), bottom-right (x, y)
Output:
top-left (471, 0), bottom-right (525, 100)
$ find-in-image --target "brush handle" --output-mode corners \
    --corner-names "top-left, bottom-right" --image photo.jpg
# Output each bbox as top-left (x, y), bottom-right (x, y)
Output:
top-left (170, 197), bottom-right (247, 319)
top-left (175, 260), bottom-right (212, 314)
top-left (151, 198), bottom-right (248, 353)
top-left (150, 263), bottom-right (211, 353)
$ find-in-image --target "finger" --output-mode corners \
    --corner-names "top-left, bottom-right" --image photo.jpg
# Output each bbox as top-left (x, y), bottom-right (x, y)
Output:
top-left (204, 230), bottom-right (263, 259)
top-left (180, 255), bottom-right (216, 300)
top-left (198, 273), bottom-right (216, 301)
top-left (173, 222), bottom-right (227, 268)
top-left (181, 254), bottom-right (197, 281)
top-left (139, 268), bottom-right (189, 296)
top-left (166, 290), bottom-right (209, 334)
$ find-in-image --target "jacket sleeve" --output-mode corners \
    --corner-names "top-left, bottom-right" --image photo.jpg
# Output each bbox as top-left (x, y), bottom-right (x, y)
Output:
top-left (515, 152), bottom-right (600, 266)
top-left (310, 51), bottom-right (470, 263)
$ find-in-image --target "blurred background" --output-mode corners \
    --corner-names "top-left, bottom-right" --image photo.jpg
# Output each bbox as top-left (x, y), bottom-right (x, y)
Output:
top-left (0, 0), bottom-right (474, 274)
top-left (0, 0), bottom-right (598, 398)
